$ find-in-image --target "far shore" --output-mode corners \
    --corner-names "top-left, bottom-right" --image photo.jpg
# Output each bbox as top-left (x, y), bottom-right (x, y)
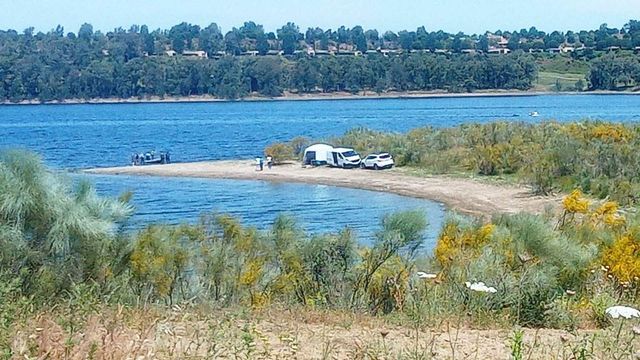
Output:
top-left (84, 160), bottom-right (560, 217)
top-left (3, 89), bottom-right (639, 106)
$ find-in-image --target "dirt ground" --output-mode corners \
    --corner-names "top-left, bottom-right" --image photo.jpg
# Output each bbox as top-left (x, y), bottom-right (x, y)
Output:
top-left (10, 307), bottom-right (638, 359)
top-left (86, 160), bottom-right (560, 217)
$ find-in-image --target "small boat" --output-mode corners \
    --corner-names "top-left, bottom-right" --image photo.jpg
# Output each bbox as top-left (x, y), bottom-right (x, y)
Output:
top-left (131, 151), bottom-right (170, 166)
top-left (529, 111), bottom-right (540, 117)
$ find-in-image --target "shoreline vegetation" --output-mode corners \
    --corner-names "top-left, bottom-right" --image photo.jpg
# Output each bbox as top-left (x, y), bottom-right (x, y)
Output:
top-left (2, 89), bottom-right (640, 106)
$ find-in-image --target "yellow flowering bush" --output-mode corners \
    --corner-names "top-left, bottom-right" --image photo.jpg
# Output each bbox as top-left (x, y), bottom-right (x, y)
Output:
top-left (565, 123), bottom-right (632, 143)
top-left (435, 221), bottom-right (494, 268)
top-left (239, 259), bottom-right (263, 287)
top-left (591, 201), bottom-right (626, 228)
top-left (562, 189), bottom-right (590, 214)
top-left (129, 226), bottom-right (188, 299)
top-left (589, 124), bottom-right (631, 143)
top-left (602, 232), bottom-right (640, 284)
top-left (366, 256), bottom-right (409, 313)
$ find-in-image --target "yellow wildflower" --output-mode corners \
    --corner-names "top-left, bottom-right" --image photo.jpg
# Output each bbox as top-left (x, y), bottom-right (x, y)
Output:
top-left (563, 190), bottom-right (590, 214)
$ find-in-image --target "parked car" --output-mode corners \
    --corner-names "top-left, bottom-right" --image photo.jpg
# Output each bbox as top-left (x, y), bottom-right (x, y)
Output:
top-left (361, 153), bottom-right (394, 170)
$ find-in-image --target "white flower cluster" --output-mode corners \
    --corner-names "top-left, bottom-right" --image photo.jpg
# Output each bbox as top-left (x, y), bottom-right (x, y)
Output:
top-left (416, 272), bottom-right (437, 279)
top-left (465, 281), bottom-right (497, 293)
top-left (605, 306), bottom-right (640, 319)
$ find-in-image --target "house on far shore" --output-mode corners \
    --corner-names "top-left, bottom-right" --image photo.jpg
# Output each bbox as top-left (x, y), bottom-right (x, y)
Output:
top-left (606, 46), bottom-right (621, 52)
top-left (547, 47), bottom-right (562, 54)
top-left (488, 47), bottom-right (511, 54)
top-left (239, 50), bottom-right (259, 57)
top-left (336, 50), bottom-right (362, 56)
top-left (182, 50), bottom-right (208, 59)
top-left (528, 48), bottom-right (545, 53)
top-left (634, 46), bottom-right (640, 54)
top-left (165, 50), bottom-right (177, 57)
top-left (293, 47), bottom-right (316, 56)
top-left (379, 49), bottom-right (402, 57)
top-left (210, 51), bottom-right (226, 59)
top-left (561, 45), bottom-right (575, 53)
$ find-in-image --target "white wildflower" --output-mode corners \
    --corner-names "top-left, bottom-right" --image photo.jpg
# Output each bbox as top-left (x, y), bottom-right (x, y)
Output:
top-left (465, 281), bottom-right (497, 293)
top-left (416, 272), bottom-right (437, 280)
top-left (606, 306), bottom-right (640, 319)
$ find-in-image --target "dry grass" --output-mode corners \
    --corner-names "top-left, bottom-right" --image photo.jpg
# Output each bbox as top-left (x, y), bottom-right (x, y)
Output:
top-left (6, 305), bottom-right (639, 359)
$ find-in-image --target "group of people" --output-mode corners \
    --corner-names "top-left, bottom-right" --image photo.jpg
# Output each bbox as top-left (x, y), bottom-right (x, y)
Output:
top-left (130, 151), bottom-right (170, 166)
top-left (255, 155), bottom-right (273, 171)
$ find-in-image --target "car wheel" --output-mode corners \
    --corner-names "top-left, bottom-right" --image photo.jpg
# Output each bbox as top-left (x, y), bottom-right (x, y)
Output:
top-left (374, 164), bottom-right (379, 170)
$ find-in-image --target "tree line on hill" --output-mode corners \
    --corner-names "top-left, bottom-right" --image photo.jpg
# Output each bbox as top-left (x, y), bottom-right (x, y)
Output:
top-left (0, 20), bottom-right (639, 101)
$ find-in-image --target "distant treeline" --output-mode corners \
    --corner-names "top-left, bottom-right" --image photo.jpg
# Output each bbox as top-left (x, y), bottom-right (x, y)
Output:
top-left (0, 53), bottom-right (539, 101)
top-left (0, 20), bottom-right (639, 101)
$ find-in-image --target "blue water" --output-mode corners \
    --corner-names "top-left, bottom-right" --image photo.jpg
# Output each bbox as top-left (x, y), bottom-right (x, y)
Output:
top-left (3, 95), bottom-right (640, 246)
top-left (1, 95), bottom-right (639, 169)
top-left (86, 174), bottom-right (445, 247)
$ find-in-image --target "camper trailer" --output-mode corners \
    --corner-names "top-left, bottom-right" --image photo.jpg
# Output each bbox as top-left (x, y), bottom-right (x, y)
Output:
top-left (327, 147), bottom-right (362, 168)
top-left (303, 144), bottom-right (334, 166)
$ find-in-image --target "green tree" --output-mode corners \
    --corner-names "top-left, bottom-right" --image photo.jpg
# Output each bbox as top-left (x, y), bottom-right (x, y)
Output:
top-left (0, 150), bottom-right (132, 297)
top-left (278, 22), bottom-right (300, 55)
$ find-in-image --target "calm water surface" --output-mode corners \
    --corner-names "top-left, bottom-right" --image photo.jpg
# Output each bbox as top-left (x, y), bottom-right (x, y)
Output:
top-left (86, 174), bottom-right (445, 248)
top-left (3, 95), bottom-right (639, 247)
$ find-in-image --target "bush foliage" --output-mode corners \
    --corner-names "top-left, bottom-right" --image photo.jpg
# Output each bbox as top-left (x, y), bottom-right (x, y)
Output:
top-left (1, 148), bottom-right (639, 347)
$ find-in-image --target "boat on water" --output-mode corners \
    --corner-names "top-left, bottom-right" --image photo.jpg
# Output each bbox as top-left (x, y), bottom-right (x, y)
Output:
top-left (131, 151), bottom-right (170, 166)
top-left (529, 111), bottom-right (540, 117)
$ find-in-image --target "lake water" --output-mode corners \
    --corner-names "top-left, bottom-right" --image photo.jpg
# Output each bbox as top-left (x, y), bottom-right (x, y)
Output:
top-left (2, 95), bottom-right (640, 247)
top-left (86, 174), bottom-right (445, 247)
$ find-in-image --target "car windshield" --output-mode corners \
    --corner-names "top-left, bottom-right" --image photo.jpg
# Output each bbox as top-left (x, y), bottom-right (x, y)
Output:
top-left (379, 154), bottom-right (391, 159)
top-left (342, 150), bottom-right (358, 157)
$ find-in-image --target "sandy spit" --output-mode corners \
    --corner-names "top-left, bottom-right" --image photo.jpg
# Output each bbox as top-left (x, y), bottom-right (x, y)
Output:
top-left (85, 161), bottom-right (560, 217)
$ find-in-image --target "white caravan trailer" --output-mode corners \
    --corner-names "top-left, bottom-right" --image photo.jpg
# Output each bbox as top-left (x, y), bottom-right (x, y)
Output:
top-left (326, 147), bottom-right (362, 168)
top-left (303, 144), bottom-right (334, 166)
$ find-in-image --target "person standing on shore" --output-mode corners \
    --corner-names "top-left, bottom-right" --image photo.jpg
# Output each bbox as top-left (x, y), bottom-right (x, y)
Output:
top-left (266, 155), bottom-right (273, 170)
top-left (255, 156), bottom-right (262, 171)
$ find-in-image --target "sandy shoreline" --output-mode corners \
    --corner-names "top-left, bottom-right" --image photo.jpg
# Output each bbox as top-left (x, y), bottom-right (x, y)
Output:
top-left (85, 161), bottom-right (560, 217)
top-left (3, 89), bottom-right (638, 105)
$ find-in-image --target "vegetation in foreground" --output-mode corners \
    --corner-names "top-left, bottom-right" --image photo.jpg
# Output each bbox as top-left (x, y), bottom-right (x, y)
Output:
top-left (1, 149), bottom-right (639, 358)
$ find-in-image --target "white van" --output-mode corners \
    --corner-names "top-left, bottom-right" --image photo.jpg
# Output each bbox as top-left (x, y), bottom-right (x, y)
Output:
top-left (327, 148), bottom-right (362, 168)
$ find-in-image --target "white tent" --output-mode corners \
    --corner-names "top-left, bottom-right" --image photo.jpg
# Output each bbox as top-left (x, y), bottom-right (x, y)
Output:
top-left (303, 144), bottom-right (334, 165)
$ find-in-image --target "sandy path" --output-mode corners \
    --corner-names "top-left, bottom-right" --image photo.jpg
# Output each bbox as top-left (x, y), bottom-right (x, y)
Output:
top-left (85, 161), bottom-right (559, 217)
